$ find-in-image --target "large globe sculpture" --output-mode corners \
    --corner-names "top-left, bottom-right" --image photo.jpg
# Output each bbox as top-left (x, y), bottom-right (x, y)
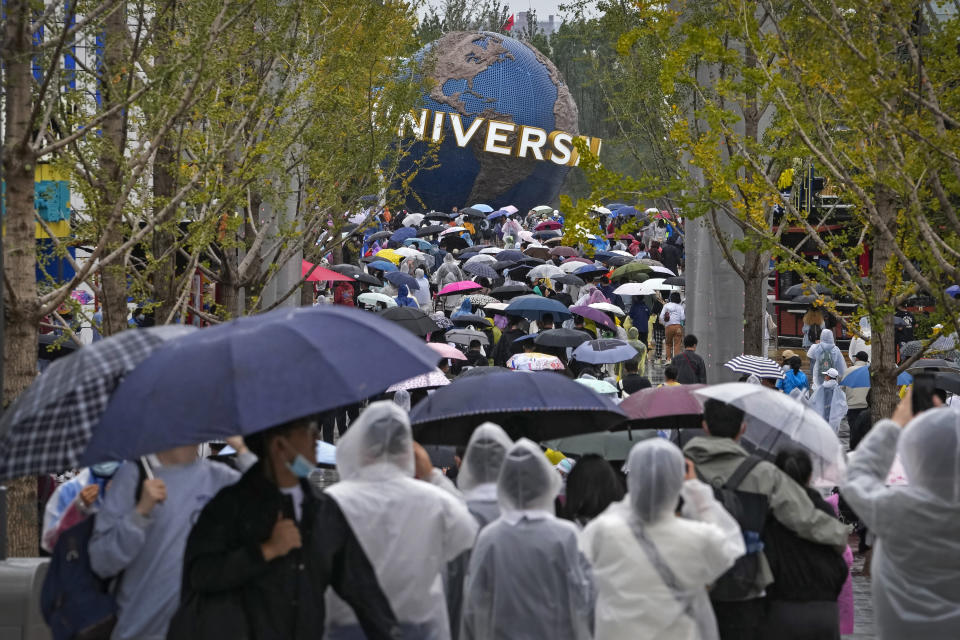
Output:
top-left (397, 31), bottom-right (579, 213)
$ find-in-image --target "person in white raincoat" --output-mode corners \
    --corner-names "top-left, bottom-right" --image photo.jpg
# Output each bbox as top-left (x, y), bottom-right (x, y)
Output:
top-left (848, 317), bottom-right (871, 364)
top-left (580, 439), bottom-right (746, 640)
top-left (841, 399), bottom-right (960, 640)
top-left (807, 329), bottom-right (846, 388)
top-left (809, 368), bottom-right (848, 432)
top-left (460, 439), bottom-right (595, 640)
top-left (324, 401), bottom-right (478, 640)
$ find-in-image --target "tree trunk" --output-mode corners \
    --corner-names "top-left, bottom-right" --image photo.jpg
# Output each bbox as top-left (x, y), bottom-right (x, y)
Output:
top-left (2, 0), bottom-right (41, 556)
top-left (98, 3), bottom-right (129, 336)
top-left (742, 246), bottom-right (766, 356)
top-left (300, 283), bottom-right (314, 306)
top-left (869, 189), bottom-right (899, 422)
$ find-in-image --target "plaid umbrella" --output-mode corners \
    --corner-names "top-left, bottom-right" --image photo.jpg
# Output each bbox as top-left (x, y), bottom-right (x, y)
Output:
top-left (724, 355), bottom-right (786, 379)
top-left (0, 326), bottom-right (194, 480)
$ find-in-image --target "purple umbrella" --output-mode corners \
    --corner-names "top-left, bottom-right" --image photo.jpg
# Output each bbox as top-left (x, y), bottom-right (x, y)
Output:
top-left (569, 305), bottom-right (617, 330)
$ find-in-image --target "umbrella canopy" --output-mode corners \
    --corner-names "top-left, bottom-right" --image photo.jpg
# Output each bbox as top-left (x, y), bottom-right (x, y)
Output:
top-left (486, 209), bottom-right (509, 220)
top-left (574, 265), bottom-right (609, 279)
top-left (470, 203), bottom-right (494, 213)
top-left (532, 205), bottom-right (554, 214)
top-left (0, 326), bottom-right (194, 480)
top-left (694, 384), bottom-right (846, 485)
top-left (329, 263), bottom-right (362, 276)
top-left (613, 282), bottom-right (659, 296)
top-left (618, 384), bottom-right (706, 431)
top-left (611, 262), bottom-right (653, 282)
top-left (489, 284), bottom-right (531, 300)
top-left (451, 314), bottom-right (488, 327)
top-left (402, 213), bottom-right (425, 227)
top-left (352, 272), bottom-right (382, 286)
top-left (417, 224), bottom-right (446, 237)
top-left (504, 294), bottom-right (572, 321)
top-left (460, 207), bottom-right (487, 219)
top-left (724, 355), bottom-right (786, 380)
top-left (662, 276), bottom-right (686, 287)
top-left (387, 369), bottom-right (451, 392)
top-left (569, 305), bottom-right (616, 330)
top-left (429, 312), bottom-right (454, 330)
top-left (301, 260), bottom-right (354, 282)
top-left (425, 211), bottom-right (454, 221)
top-left (575, 377), bottom-right (618, 395)
top-left (468, 294), bottom-right (498, 307)
top-left (649, 265), bottom-right (677, 277)
top-left (440, 226), bottom-right (467, 236)
top-left (524, 245), bottom-right (552, 259)
top-left (544, 431), bottom-right (654, 461)
top-left (947, 285), bottom-right (960, 298)
top-left (560, 258), bottom-right (593, 271)
top-left (457, 365), bottom-right (509, 379)
top-left (906, 359), bottom-right (960, 374)
top-left (84, 307), bottom-right (437, 464)
top-left (427, 342), bottom-right (467, 361)
top-left (464, 262), bottom-right (498, 279)
top-left (379, 306), bottom-right (441, 336)
top-left (375, 249), bottom-right (403, 265)
top-left (439, 280), bottom-right (483, 296)
top-left (366, 259), bottom-right (398, 273)
top-left (784, 283), bottom-right (832, 299)
top-left (535, 328), bottom-right (590, 349)
top-left (497, 250), bottom-right (526, 263)
top-left (527, 264), bottom-right (565, 281)
top-left (572, 339), bottom-right (638, 365)
top-left (445, 328), bottom-right (490, 347)
top-left (393, 247), bottom-right (424, 260)
top-left (532, 230), bottom-right (561, 242)
top-left (553, 274), bottom-right (585, 287)
top-left (841, 366), bottom-right (913, 389)
top-left (479, 247), bottom-right (503, 255)
top-left (507, 352), bottom-right (565, 371)
top-left (535, 220), bottom-right (562, 231)
top-left (588, 302), bottom-right (625, 316)
top-left (410, 371), bottom-right (627, 445)
top-left (357, 292), bottom-right (397, 309)
top-left (463, 254), bottom-right (497, 265)
top-left (403, 237), bottom-right (433, 250)
top-left (366, 230), bottom-right (391, 242)
top-left (389, 227), bottom-right (417, 243)
top-left (384, 271), bottom-right (420, 290)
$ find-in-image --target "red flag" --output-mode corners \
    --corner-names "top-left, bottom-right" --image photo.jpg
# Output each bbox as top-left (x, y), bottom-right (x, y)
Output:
top-left (502, 14), bottom-right (514, 31)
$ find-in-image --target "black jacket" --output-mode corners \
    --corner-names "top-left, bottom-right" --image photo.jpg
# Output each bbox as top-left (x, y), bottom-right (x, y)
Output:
top-left (621, 374), bottom-right (652, 395)
top-left (671, 350), bottom-right (707, 384)
top-left (491, 328), bottom-right (526, 366)
top-left (764, 487), bottom-right (849, 602)
top-left (173, 463), bottom-right (398, 640)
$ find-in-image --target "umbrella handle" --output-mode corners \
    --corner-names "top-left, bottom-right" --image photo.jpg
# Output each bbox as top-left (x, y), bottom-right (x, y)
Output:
top-left (140, 456), bottom-right (155, 480)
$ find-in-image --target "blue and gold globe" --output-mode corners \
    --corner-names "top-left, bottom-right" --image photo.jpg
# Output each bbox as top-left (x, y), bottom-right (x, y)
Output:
top-left (398, 31), bottom-right (579, 213)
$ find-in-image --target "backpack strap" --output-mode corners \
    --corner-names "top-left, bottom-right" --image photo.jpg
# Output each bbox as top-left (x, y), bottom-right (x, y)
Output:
top-left (723, 455), bottom-right (763, 491)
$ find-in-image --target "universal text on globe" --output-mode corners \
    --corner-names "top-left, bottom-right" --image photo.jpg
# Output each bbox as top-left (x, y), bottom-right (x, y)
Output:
top-left (398, 108), bottom-right (603, 168)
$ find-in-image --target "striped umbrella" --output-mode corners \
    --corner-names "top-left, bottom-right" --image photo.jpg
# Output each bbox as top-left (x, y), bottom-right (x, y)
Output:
top-left (724, 355), bottom-right (785, 380)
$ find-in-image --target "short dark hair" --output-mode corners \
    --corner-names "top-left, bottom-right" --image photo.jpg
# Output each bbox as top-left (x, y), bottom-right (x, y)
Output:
top-left (669, 292), bottom-right (682, 303)
top-left (573, 316), bottom-right (584, 325)
top-left (664, 365), bottom-right (678, 381)
top-left (855, 351), bottom-right (869, 362)
top-left (562, 454), bottom-right (625, 522)
top-left (245, 416), bottom-right (314, 460)
top-left (624, 358), bottom-right (639, 373)
top-left (469, 339), bottom-right (482, 349)
top-left (541, 313), bottom-right (554, 325)
top-left (703, 399), bottom-right (745, 439)
top-left (775, 448), bottom-right (813, 486)
top-left (683, 334), bottom-right (698, 348)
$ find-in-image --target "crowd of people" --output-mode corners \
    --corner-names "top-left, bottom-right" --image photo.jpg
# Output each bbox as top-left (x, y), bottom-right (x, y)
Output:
top-left (32, 204), bottom-right (960, 640)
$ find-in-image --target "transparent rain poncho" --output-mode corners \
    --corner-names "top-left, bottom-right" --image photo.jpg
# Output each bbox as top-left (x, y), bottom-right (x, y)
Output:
top-left (579, 439), bottom-right (744, 640)
top-left (461, 439), bottom-right (595, 640)
top-left (325, 401), bottom-right (478, 640)
top-left (842, 407), bottom-right (960, 639)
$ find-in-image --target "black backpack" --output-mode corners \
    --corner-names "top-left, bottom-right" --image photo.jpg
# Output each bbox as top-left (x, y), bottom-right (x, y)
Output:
top-left (41, 463), bottom-right (147, 640)
top-left (699, 456), bottom-right (769, 601)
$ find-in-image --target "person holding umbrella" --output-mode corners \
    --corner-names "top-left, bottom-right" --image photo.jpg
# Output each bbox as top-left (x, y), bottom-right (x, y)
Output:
top-left (173, 417), bottom-right (400, 639)
top-left (491, 316), bottom-right (526, 367)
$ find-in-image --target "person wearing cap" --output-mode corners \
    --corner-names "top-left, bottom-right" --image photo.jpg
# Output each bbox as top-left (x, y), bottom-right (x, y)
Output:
top-left (842, 351), bottom-right (871, 426)
top-left (780, 349), bottom-right (798, 371)
top-left (809, 368), bottom-right (848, 432)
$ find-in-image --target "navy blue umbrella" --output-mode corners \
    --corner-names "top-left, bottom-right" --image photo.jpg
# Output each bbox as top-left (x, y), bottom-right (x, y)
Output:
top-left (82, 306), bottom-right (438, 464)
top-left (390, 227), bottom-right (417, 243)
top-left (410, 371), bottom-right (627, 444)
top-left (572, 339), bottom-right (640, 365)
top-left (575, 264), bottom-right (609, 278)
top-left (464, 262), bottom-right (498, 279)
top-left (497, 250), bottom-right (526, 263)
top-left (384, 271), bottom-right (420, 290)
top-left (504, 294), bottom-right (572, 321)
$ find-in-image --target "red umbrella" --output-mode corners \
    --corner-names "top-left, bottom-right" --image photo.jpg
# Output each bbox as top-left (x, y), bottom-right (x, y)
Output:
top-left (606, 233), bottom-right (636, 241)
top-left (549, 246), bottom-right (578, 257)
top-left (301, 260), bottom-right (354, 282)
top-left (439, 280), bottom-right (483, 296)
top-left (534, 220), bottom-right (562, 231)
top-left (618, 384), bottom-right (705, 430)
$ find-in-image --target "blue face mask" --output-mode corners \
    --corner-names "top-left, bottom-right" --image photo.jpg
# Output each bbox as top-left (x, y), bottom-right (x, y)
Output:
top-left (286, 454), bottom-right (315, 479)
top-left (90, 461), bottom-right (120, 478)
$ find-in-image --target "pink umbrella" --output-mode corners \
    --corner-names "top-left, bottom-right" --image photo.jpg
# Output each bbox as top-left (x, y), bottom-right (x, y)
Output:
top-left (439, 281), bottom-right (483, 296)
top-left (501, 205), bottom-right (519, 214)
top-left (619, 384), bottom-right (705, 430)
top-left (569, 305), bottom-right (617, 330)
top-left (535, 220), bottom-right (562, 231)
top-left (301, 260), bottom-right (354, 282)
top-left (387, 369), bottom-right (451, 391)
top-left (427, 342), bottom-right (467, 361)
top-left (562, 256), bottom-right (593, 265)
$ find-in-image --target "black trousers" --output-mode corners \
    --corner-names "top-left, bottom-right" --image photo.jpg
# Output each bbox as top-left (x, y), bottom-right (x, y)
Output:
top-left (321, 403), bottom-right (360, 444)
top-left (760, 600), bottom-right (839, 640)
top-left (713, 598), bottom-right (767, 640)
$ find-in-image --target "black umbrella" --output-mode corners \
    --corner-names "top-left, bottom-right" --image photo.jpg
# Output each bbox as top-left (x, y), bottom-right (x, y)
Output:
top-left (519, 257), bottom-right (547, 266)
top-left (533, 230), bottom-right (562, 240)
top-left (605, 255), bottom-right (633, 267)
top-left (457, 365), bottom-right (510, 379)
top-left (425, 211), bottom-right (454, 221)
top-left (553, 274), bottom-right (585, 286)
top-left (535, 328), bottom-right (591, 348)
top-left (793, 294), bottom-right (831, 304)
top-left (498, 250), bottom-right (526, 262)
top-left (379, 307), bottom-right (440, 337)
top-left (784, 283), bottom-right (832, 299)
top-left (505, 265), bottom-right (532, 280)
top-left (445, 328), bottom-right (490, 346)
top-left (662, 276), bottom-right (686, 286)
top-left (906, 359), bottom-right (960, 374)
top-left (417, 225), bottom-right (446, 237)
top-left (460, 207), bottom-right (486, 219)
top-left (410, 371), bottom-right (628, 445)
top-left (366, 230), bottom-right (391, 242)
top-left (440, 235), bottom-right (469, 250)
top-left (934, 372), bottom-right (960, 395)
top-left (490, 284), bottom-right (532, 300)
top-left (352, 272), bottom-right (382, 287)
top-left (330, 263), bottom-right (362, 275)
top-left (450, 314), bottom-right (489, 327)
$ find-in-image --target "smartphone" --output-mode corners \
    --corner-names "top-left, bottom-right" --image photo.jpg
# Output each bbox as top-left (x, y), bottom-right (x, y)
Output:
top-left (911, 372), bottom-right (937, 414)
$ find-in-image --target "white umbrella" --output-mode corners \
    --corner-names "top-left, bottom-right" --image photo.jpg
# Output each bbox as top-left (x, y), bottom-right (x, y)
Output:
top-left (724, 355), bottom-right (786, 380)
top-left (394, 247), bottom-right (424, 258)
top-left (403, 213), bottom-right (425, 226)
top-left (440, 226), bottom-right (467, 236)
top-left (484, 302), bottom-right (509, 312)
top-left (528, 264), bottom-right (565, 281)
top-left (464, 254), bottom-right (497, 265)
top-left (693, 383), bottom-right (846, 485)
top-left (479, 247), bottom-right (503, 254)
top-left (518, 230), bottom-right (535, 243)
top-left (589, 302), bottom-right (625, 316)
top-left (614, 282), bottom-right (657, 296)
top-left (650, 265), bottom-right (677, 276)
top-left (560, 261), bottom-right (593, 273)
top-left (589, 206), bottom-right (612, 215)
top-left (357, 292), bottom-right (397, 308)
top-left (609, 250), bottom-right (634, 258)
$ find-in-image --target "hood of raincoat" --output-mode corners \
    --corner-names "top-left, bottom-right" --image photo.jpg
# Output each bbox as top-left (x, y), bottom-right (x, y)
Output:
top-left (397, 284), bottom-right (411, 299)
top-left (627, 438), bottom-right (684, 523)
top-left (458, 422), bottom-right (513, 492)
top-left (335, 400), bottom-right (415, 481)
top-left (452, 297), bottom-right (473, 318)
top-left (627, 326), bottom-right (639, 340)
top-left (497, 438), bottom-right (562, 513)
top-left (444, 253), bottom-right (456, 266)
top-left (820, 329), bottom-right (836, 346)
top-left (900, 407), bottom-right (960, 502)
top-left (415, 268), bottom-right (425, 278)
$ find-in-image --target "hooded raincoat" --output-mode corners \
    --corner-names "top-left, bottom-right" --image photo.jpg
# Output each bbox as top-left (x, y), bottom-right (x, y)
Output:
top-left (324, 402), bottom-right (478, 640)
top-left (841, 408), bottom-right (960, 639)
top-left (807, 330), bottom-right (846, 387)
top-left (809, 379), bottom-right (848, 432)
top-left (413, 269), bottom-right (432, 308)
top-left (848, 318), bottom-right (871, 364)
top-left (394, 285), bottom-right (419, 309)
top-left (432, 254), bottom-right (465, 287)
top-left (581, 440), bottom-right (744, 640)
top-left (460, 439), bottom-right (595, 640)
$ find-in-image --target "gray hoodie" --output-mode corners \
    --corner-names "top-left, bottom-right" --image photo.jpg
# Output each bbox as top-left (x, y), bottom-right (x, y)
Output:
top-left (683, 435), bottom-right (848, 599)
